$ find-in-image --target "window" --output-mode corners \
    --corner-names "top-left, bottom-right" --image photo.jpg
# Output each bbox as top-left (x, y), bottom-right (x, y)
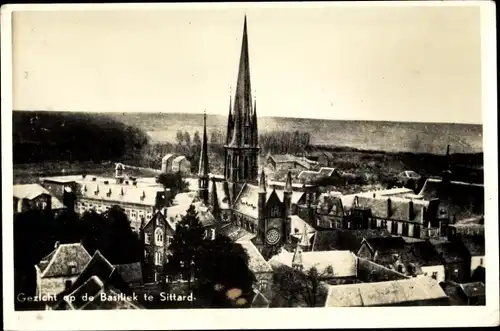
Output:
top-left (145, 233), bottom-right (151, 245)
top-left (156, 217), bottom-right (161, 226)
top-left (165, 235), bottom-right (172, 247)
top-left (144, 249), bottom-right (149, 258)
top-left (271, 206), bottom-right (280, 217)
top-left (154, 272), bottom-right (159, 282)
top-left (155, 228), bottom-right (164, 246)
top-left (480, 258), bottom-right (484, 265)
top-left (155, 252), bottom-right (162, 266)
top-left (258, 279), bottom-right (269, 291)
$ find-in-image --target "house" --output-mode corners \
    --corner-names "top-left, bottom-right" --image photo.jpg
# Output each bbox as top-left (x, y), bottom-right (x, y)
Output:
top-left (269, 249), bottom-right (358, 278)
top-left (459, 234), bottom-right (485, 277)
top-left (161, 154), bottom-right (176, 173)
top-left (312, 192), bottom-right (346, 229)
top-left (432, 240), bottom-right (470, 283)
top-left (142, 201), bottom-right (216, 285)
top-left (440, 281), bottom-right (485, 306)
top-left (340, 192), bottom-right (436, 239)
top-left (418, 177), bottom-right (484, 221)
top-left (51, 250), bottom-right (141, 310)
top-left (266, 154), bottom-right (312, 171)
top-left (324, 277), bottom-right (450, 307)
top-left (236, 240), bottom-right (273, 301)
top-left (35, 242), bottom-right (93, 299)
top-left (306, 150), bottom-right (335, 167)
top-left (13, 184), bottom-right (66, 214)
top-left (171, 156), bottom-right (191, 174)
top-left (458, 282), bottom-right (486, 305)
top-left (311, 228), bottom-right (391, 253)
top-left (357, 237), bottom-right (446, 283)
top-left (296, 167), bottom-right (341, 185)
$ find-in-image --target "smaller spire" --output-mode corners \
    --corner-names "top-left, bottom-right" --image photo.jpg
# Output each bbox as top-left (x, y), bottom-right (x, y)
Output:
top-left (259, 170), bottom-right (267, 193)
top-left (292, 245), bottom-right (303, 270)
top-left (198, 109), bottom-right (209, 177)
top-left (299, 225), bottom-right (310, 248)
top-left (285, 171), bottom-right (293, 192)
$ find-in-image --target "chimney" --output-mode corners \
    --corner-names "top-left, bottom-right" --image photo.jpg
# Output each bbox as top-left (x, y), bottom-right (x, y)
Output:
top-left (92, 177), bottom-right (97, 181)
top-left (54, 241), bottom-right (60, 249)
top-left (104, 180), bottom-right (109, 185)
top-left (82, 174), bottom-right (86, 179)
top-left (387, 198), bottom-right (392, 217)
top-left (133, 181), bottom-right (137, 186)
top-left (409, 200), bottom-right (415, 220)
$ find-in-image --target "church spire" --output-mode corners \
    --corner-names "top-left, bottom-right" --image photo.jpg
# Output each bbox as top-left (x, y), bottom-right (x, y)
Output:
top-left (229, 15), bottom-right (253, 147)
top-left (198, 110), bottom-right (209, 204)
top-left (252, 98), bottom-right (259, 146)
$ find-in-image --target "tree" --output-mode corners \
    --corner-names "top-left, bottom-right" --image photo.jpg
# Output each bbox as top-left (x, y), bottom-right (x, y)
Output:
top-left (176, 130), bottom-right (184, 145)
top-left (183, 131), bottom-right (191, 146)
top-left (157, 172), bottom-right (188, 202)
top-left (272, 265), bottom-right (328, 307)
top-left (210, 131), bottom-right (219, 144)
top-left (165, 205), bottom-right (256, 308)
top-left (193, 131), bottom-right (201, 146)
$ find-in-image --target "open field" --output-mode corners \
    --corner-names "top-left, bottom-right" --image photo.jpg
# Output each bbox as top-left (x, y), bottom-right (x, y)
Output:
top-left (105, 112), bottom-right (483, 155)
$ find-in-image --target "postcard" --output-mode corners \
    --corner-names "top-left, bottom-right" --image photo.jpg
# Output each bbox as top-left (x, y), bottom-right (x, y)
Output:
top-left (1, 1), bottom-right (498, 330)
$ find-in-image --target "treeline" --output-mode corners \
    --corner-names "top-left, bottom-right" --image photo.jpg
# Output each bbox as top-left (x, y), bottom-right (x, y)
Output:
top-left (259, 131), bottom-right (311, 155)
top-left (13, 111), bottom-right (150, 164)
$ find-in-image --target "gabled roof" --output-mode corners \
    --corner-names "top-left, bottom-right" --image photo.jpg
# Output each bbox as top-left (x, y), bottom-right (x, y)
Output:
top-left (312, 228), bottom-right (391, 252)
top-left (269, 250), bottom-right (357, 277)
top-left (237, 240), bottom-right (273, 273)
top-left (432, 240), bottom-right (468, 264)
top-left (234, 183), bottom-right (288, 219)
top-left (161, 202), bottom-right (216, 230)
top-left (459, 282), bottom-right (485, 298)
top-left (219, 223), bottom-right (256, 242)
top-left (162, 154), bottom-right (175, 162)
top-left (113, 262), bottom-right (143, 284)
top-left (268, 154), bottom-right (299, 163)
top-left (64, 276), bottom-right (140, 310)
top-left (362, 237), bottom-right (407, 253)
top-left (13, 184), bottom-right (66, 209)
top-left (251, 289), bottom-right (270, 308)
top-left (324, 277), bottom-right (448, 307)
top-left (459, 235), bottom-right (485, 256)
top-left (418, 178), bottom-right (484, 218)
top-left (172, 155), bottom-right (189, 165)
top-left (37, 243), bottom-right (92, 278)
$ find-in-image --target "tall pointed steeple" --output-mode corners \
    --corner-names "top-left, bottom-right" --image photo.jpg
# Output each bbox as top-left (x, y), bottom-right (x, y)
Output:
top-left (224, 16), bottom-right (260, 184)
top-left (229, 15), bottom-right (253, 148)
top-left (210, 177), bottom-right (221, 233)
top-left (285, 171), bottom-right (293, 193)
top-left (252, 98), bottom-right (259, 146)
top-left (198, 110), bottom-right (209, 204)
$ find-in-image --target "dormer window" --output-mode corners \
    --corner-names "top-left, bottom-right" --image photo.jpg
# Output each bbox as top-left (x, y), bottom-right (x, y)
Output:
top-left (68, 261), bottom-right (77, 275)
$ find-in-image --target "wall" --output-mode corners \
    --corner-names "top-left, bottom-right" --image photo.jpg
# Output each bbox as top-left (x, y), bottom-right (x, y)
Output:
top-left (420, 265), bottom-right (446, 284)
top-left (39, 276), bottom-right (79, 297)
top-left (76, 199), bottom-right (154, 232)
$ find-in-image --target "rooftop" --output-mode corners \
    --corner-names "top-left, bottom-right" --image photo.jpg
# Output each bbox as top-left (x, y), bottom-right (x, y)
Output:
top-left (13, 183), bottom-right (66, 209)
top-left (37, 243), bottom-right (92, 278)
top-left (459, 282), bottom-right (485, 298)
top-left (237, 240), bottom-right (273, 274)
top-left (324, 277), bottom-right (448, 307)
top-left (269, 250), bottom-right (357, 277)
top-left (312, 228), bottom-right (392, 252)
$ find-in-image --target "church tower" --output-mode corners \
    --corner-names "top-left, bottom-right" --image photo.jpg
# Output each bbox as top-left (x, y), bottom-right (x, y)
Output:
top-left (224, 16), bottom-right (260, 184)
top-left (198, 111), bottom-right (209, 204)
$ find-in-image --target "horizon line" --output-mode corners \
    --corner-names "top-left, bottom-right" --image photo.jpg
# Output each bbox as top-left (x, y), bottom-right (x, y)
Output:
top-left (12, 109), bottom-right (483, 126)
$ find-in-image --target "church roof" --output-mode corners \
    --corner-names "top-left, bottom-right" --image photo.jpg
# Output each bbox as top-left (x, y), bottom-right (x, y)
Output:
top-left (37, 243), bottom-right (92, 278)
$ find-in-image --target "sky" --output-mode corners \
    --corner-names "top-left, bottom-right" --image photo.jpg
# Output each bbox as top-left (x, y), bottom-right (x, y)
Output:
top-left (12, 4), bottom-right (484, 124)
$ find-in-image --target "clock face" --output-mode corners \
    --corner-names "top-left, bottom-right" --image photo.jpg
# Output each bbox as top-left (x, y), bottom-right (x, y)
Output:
top-left (266, 228), bottom-right (281, 246)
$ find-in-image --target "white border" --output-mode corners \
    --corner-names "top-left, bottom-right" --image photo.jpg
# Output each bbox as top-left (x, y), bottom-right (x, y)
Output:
top-left (1, 2), bottom-right (498, 330)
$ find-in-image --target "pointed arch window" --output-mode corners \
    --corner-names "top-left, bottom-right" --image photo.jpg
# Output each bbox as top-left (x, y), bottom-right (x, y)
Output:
top-left (244, 157), bottom-right (249, 179)
top-left (155, 228), bottom-right (164, 247)
top-left (155, 252), bottom-right (162, 266)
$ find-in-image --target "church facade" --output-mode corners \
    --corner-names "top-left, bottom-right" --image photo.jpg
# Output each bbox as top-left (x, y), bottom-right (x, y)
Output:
top-left (197, 17), bottom-right (301, 256)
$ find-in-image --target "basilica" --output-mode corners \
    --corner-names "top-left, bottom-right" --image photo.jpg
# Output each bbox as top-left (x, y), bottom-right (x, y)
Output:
top-left (196, 17), bottom-right (309, 256)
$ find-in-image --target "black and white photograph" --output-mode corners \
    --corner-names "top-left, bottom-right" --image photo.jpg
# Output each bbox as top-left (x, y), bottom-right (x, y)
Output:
top-left (1, 1), bottom-right (498, 330)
